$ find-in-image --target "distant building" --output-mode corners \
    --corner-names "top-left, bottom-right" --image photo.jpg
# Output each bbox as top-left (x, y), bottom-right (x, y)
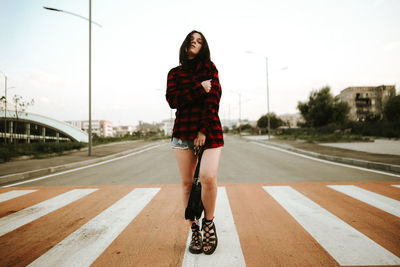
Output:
top-left (136, 121), bottom-right (163, 133)
top-left (337, 85), bottom-right (396, 121)
top-left (278, 113), bottom-right (302, 128)
top-left (65, 120), bottom-right (81, 130)
top-left (66, 120), bottom-right (114, 137)
top-left (162, 119), bottom-right (174, 136)
top-left (221, 119), bottom-right (238, 130)
top-left (113, 125), bottom-right (137, 137)
top-left (83, 120), bottom-right (113, 137)
top-left (238, 119), bottom-right (256, 127)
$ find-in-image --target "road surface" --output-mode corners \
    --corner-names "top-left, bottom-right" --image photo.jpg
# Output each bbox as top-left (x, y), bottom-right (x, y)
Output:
top-left (6, 135), bottom-right (399, 187)
top-left (0, 136), bottom-right (399, 266)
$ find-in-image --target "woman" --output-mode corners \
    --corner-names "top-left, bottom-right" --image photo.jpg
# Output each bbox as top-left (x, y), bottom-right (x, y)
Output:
top-left (166, 30), bottom-right (224, 255)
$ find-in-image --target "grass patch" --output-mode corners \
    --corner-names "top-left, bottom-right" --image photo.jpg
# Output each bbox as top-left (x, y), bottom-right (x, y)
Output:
top-left (275, 133), bottom-right (372, 143)
top-left (0, 135), bottom-right (171, 162)
top-left (92, 135), bottom-right (170, 145)
top-left (0, 142), bottom-right (86, 162)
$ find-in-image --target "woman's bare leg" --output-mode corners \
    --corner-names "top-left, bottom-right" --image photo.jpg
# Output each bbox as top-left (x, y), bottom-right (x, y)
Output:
top-left (174, 148), bottom-right (197, 224)
top-left (200, 147), bottom-right (221, 220)
top-left (199, 147), bottom-right (221, 253)
top-left (174, 148), bottom-right (202, 251)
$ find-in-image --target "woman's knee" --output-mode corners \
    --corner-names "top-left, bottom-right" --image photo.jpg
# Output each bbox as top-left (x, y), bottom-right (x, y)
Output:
top-left (182, 180), bottom-right (193, 193)
top-left (201, 173), bottom-right (217, 187)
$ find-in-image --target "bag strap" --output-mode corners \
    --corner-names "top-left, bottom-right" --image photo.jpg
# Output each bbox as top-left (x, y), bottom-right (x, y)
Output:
top-left (193, 147), bottom-right (204, 181)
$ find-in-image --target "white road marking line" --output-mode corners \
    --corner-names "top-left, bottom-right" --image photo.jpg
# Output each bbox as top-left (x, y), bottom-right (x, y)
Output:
top-left (28, 187), bottom-right (160, 267)
top-left (328, 185), bottom-right (400, 218)
top-left (392, 185), bottom-right (400, 189)
top-left (2, 143), bottom-right (164, 188)
top-left (0, 189), bottom-right (98, 237)
top-left (182, 187), bottom-right (246, 267)
top-left (253, 141), bottom-right (400, 178)
top-left (263, 186), bottom-right (400, 266)
top-left (0, 190), bottom-right (37, 203)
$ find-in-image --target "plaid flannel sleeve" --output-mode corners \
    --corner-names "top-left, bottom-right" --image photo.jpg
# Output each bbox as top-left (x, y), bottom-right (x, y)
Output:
top-left (166, 68), bottom-right (206, 109)
top-left (198, 63), bottom-right (222, 136)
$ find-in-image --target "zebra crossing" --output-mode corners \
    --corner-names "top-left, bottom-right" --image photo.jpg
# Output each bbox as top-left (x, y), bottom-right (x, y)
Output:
top-left (0, 182), bottom-right (399, 266)
top-left (263, 186), bottom-right (399, 266)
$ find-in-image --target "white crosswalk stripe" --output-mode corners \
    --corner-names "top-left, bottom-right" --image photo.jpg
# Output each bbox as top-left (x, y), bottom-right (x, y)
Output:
top-left (28, 187), bottom-right (160, 267)
top-left (1, 184), bottom-right (399, 266)
top-left (263, 185), bottom-right (400, 266)
top-left (0, 189), bottom-right (37, 203)
top-left (182, 187), bottom-right (246, 267)
top-left (328, 185), bottom-right (400, 218)
top-left (0, 189), bottom-right (98, 237)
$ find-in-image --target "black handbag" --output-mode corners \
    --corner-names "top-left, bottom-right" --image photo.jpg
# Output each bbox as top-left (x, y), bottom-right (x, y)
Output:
top-left (185, 147), bottom-right (204, 221)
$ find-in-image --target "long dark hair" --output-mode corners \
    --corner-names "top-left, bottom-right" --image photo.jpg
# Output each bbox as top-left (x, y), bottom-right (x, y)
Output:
top-left (179, 30), bottom-right (211, 68)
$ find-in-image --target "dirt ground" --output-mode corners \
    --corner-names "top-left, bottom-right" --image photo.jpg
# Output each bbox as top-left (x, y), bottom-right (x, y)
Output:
top-left (269, 139), bottom-right (400, 166)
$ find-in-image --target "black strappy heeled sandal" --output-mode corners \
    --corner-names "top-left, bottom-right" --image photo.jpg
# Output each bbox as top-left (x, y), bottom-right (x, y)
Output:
top-left (202, 218), bottom-right (218, 255)
top-left (189, 222), bottom-right (203, 254)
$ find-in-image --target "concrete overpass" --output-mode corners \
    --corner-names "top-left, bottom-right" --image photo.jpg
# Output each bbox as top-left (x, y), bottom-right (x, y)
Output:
top-left (0, 110), bottom-right (88, 143)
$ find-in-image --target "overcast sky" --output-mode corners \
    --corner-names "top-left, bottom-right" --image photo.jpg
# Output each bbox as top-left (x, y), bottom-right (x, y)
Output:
top-left (1, 0), bottom-right (399, 126)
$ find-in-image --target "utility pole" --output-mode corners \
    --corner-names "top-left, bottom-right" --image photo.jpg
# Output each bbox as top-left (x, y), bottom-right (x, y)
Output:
top-left (4, 75), bottom-right (6, 143)
top-left (238, 93), bottom-right (241, 136)
top-left (43, 3), bottom-right (101, 156)
top-left (0, 72), bottom-right (7, 143)
top-left (266, 57), bottom-right (270, 140)
top-left (88, 0), bottom-right (92, 155)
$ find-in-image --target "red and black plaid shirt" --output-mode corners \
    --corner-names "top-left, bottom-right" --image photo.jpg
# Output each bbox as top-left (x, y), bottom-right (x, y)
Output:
top-left (166, 61), bottom-right (224, 149)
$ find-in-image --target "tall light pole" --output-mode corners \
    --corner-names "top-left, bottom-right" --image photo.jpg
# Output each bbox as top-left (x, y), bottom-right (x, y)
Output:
top-left (89, 0), bottom-right (92, 156)
top-left (246, 51), bottom-right (272, 139)
top-left (246, 51), bottom-right (288, 140)
top-left (43, 4), bottom-right (102, 156)
top-left (0, 72), bottom-right (14, 143)
top-left (265, 56), bottom-right (270, 140)
top-left (229, 90), bottom-right (242, 136)
top-left (0, 71), bottom-right (7, 143)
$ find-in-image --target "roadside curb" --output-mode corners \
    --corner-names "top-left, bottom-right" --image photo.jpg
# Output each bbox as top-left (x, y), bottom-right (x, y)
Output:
top-left (0, 141), bottom-right (167, 186)
top-left (252, 140), bottom-right (400, 174)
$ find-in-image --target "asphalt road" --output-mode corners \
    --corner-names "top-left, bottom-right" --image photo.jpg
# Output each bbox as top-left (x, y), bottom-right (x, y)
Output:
top-left (13, 135), bottom-right (398, 187)
top-left (2, 136), bottom-right (400, 266)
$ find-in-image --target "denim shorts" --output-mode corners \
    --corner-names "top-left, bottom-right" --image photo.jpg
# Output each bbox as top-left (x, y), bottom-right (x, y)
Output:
top-left (171, 137), bottom-right (195, 150)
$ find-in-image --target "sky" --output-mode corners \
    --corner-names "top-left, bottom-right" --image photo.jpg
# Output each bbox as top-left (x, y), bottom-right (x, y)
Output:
top-left (1, 0), bottom-right (399, 126)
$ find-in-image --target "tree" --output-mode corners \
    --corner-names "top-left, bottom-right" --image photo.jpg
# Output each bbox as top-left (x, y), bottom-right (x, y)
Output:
top-left (383, 95), bottom-right (400, 122)
top-left (0, 96), bottom-right (4, 109)
top-left (257, 113), bottom-right (284, 129)
top-left (12, 94), bottom-right (34, 143)
top-left (297, 86), bottom-right (349, 127)
top-left (0, 96), bottom-right (5, 140)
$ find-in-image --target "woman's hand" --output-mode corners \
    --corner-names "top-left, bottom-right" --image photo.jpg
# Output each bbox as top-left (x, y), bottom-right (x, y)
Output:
top-left (201, 79), bottom-right (212, 93)
top-left (194, 131), bottom-right (206, 147)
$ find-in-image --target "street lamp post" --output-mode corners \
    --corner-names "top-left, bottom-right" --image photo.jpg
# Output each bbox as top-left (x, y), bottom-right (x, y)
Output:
top-left (0, 71), bottom-right (7, 143)
top-left (246, 51), bottom-right (271, 139)
top-left (246, 51), bottom-right (287, 140)
top-left (0, 72), bottom-right (15, 143)
top-left (229, 90), bottom-right (242, 136)
top-left (43, 3), bottom-right (102, 156)
top-left (265, 56), bottom-right (270, 140)
top-left (89, 0), bottom-right (92, 156)
top-left (239, 92), bottom-right (241, 135)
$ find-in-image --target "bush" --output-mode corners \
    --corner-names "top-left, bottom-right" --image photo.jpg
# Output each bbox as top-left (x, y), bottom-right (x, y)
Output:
top-left (257, 113), bottom-right (284, 129)
top-left (0, 142), bottom-right (86, 162)
top-left (276, 118), bottom-right (400, 141)
top-left (297, 86), bottom-right (350, 127)
top-left (384, 95), bottom-right (400, 122)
